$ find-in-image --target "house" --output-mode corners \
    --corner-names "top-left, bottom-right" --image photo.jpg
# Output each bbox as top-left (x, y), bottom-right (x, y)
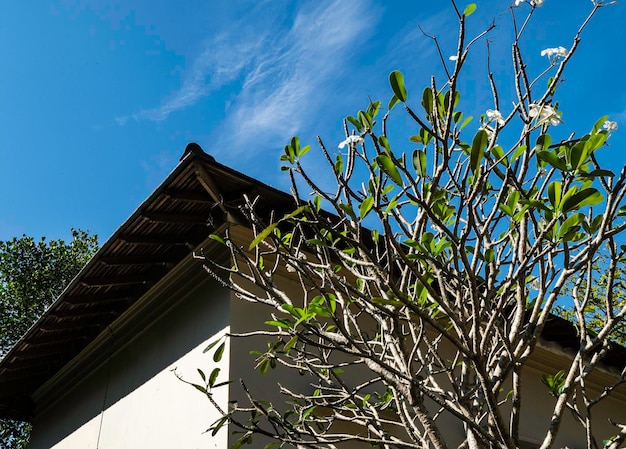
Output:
top-left (0, 143), bottom-right (624, 448)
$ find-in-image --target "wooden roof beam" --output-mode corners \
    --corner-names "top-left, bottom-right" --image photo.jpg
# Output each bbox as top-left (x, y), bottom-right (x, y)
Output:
top-left (13, 344), bottom-right (74, 360)
top-left (164, 189), bottom-right (213, 203)
top-left (142, 211), bottom-right (210, 225)
top-left (65, 291), bottom-right (137, 305)
top-left (39, 317), bottom-right (109, 332)
top-left (24, 332), bottom-right (90, 346)
top-left (194, 163), bottom-right (227, 215)
top-left (80, 274), bottom-right (159, 287)
top-left (119, 233), bottom-right (192, 246)
top-left (4, 354), bottom-right (68, 370)
top-left (49, 304), bottom-right (125, 319)
top-left (98, 255), bottom-right (173, 266)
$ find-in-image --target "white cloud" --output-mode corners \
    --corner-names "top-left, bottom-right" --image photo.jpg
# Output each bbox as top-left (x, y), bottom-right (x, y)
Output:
top-left (124, 0), bottom-right (377, 153)
top-left (211, 0), bottom-right (378, 152)
top-left (140, 25), bottom-right (272, 121)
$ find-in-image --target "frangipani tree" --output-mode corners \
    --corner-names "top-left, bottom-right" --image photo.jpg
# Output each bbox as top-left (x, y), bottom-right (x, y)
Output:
top-left (194, 1), bottom-right (626, 448)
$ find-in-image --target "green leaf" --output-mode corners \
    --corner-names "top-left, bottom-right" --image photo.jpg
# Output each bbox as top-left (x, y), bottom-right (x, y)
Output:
top-left (313, 195), bottom-right (322, 212)
top-left (359, 197), bottom-right (375, 219)
top-left (191, 383), bottom-right (207, 394)
top-left (412, 149), bottom-right (427, 176)
top-left (249, 222), bottom-right (279, 250)
top-left (208, 234), bottom-right (226, 245)
top-left (389, 70), bottom-right (407, 103)
top-left (211, 415), bottom-right (229, 436)
top-left (388, 94), bottom-right (400, 111)
top-left (284, 335), bottom-right (298, 354)
top-left (541, 370), bottom-right (566, 397)
top-left (511, 145), bottom-right (526, 163)
top-left (338, 203), bottom-right (357, 220)
top-left (258, 358), bottom-right (271, 375)
top-left (248, 206), bottom-right (308, 250)
top-left (582, 169), bottom-right (614, 178)
top-left (561, 188), bottom-right (603, 213)
top-left (422, 87), bottom-right (433, 115)
top-left (490, 145), bottom-right (508, 167)
top-left (301, 405), bottom-right (316, 422)
top-left (347, 115), bottom-right (363, 131)
top-left (298, 145), bottom-right (311, 158)
top-left (548, 181), bottom-right (562, 209)
top-left (470, 129), bottom-right (488, 173)
top-left (460, 116), bottom-right (473, 130)
top-left (378, 135), bottom-right (391, 154)
top-left (204, 338), bottom-right (223, 353)
top-left (569, 142), bottom-right (587, 171)
top-left (197, 368), bottom-right (206, 382)
top-left (265, 320), bottom-right (290, 329)
top-left (209, 368), bottom-right (220, 387)
top-left (213, 342), bottom-right (226, 362)
top-left (535, 134), bottom-right (552, 152)
top-left (463, 3), bottom-right (477, 16)
top-left (358, 110), bottom-right (372, 130)
top-left (376, 155), bottom-right (403, 186)
top-left (290, 136), bottom-right (300, 155)
top-left (557, 213), bottom-right (584, 239)
top-left (537, 150), bottom-right (566, 170)
top-left (592, 115), bottom-right (609, 133)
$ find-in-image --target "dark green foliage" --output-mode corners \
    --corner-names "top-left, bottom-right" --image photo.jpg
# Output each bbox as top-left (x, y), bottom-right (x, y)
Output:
top-left (0, 229), bottom-right (98, 448)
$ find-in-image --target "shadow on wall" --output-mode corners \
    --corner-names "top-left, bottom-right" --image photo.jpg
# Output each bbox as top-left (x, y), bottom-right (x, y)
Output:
top-left (28, 273), bottom-right (230, 449)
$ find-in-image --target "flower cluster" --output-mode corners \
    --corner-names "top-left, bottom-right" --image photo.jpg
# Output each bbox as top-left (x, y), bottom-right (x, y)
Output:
top-left (603, 120), bottom-right (618, 132)
top-left (486, 109), bottom-right (505, 126)
top-left (338, 135), bottom-right (364, 149)
top-left (514, 0), bottom-right (544, 6)
top-left (541, 46), bottom-right (568, 64)
top-left (529, 103), bottom-right (562, 126)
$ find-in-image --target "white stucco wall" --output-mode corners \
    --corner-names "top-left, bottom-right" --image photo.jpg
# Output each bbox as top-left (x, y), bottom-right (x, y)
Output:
top-left (28, 276), bottom-right (231, 449)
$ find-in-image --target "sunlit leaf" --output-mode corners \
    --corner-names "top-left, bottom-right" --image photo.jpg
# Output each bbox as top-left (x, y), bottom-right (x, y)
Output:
top-left (470, 129), bottom-right (488, 173)
top-left (537, 150), bottom-right (566, 171)
top-left (359, 197), bottom-right (375, 219)
top-left (463, 3), bottom-right (477, 16)
top-left (422, 87), bottom-right (433, 115)
top-left (388, 95), bottom-right (400, 111)
top-left (412, 149), bottom-right (427, 176)
top-left (376, 155), bottom-right (403, 186)
top-left (389, 70), bottom-right (407, 103)
top-left (561, 188), bottom-right (603, 213)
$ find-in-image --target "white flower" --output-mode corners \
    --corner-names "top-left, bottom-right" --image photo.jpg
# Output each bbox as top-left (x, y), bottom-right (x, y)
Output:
top-left (338, 135), bottom-right (364, 149)
top-left (486, 109), bottom-right (505, 126)
top-left (541, 46), bottom-right (568, 62)
top-left (603, 120), bottom-right (618, 132)
top-left (515, 0), bottom-right (544, 6)
top-left (449, 55), bottom-right (458, 61)
top-left (529, 103), bottom-right (562, 126)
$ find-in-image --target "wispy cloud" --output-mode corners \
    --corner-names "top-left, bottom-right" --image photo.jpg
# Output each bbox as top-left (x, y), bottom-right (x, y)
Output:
top-left (213, 0), bottom-right (379, 154)
top-left (118, 0), bottom-right (378, 155)
top-left (142, 28), bottom-right (273, 122)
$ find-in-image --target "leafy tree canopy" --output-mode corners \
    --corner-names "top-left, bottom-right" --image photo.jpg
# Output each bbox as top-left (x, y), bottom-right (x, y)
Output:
top-left (0, 229), bottom-right (98, 449)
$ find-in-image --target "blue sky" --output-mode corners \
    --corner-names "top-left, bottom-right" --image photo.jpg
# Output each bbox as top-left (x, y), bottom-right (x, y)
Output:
top-left (1, 1), bottom-right (625, 242)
